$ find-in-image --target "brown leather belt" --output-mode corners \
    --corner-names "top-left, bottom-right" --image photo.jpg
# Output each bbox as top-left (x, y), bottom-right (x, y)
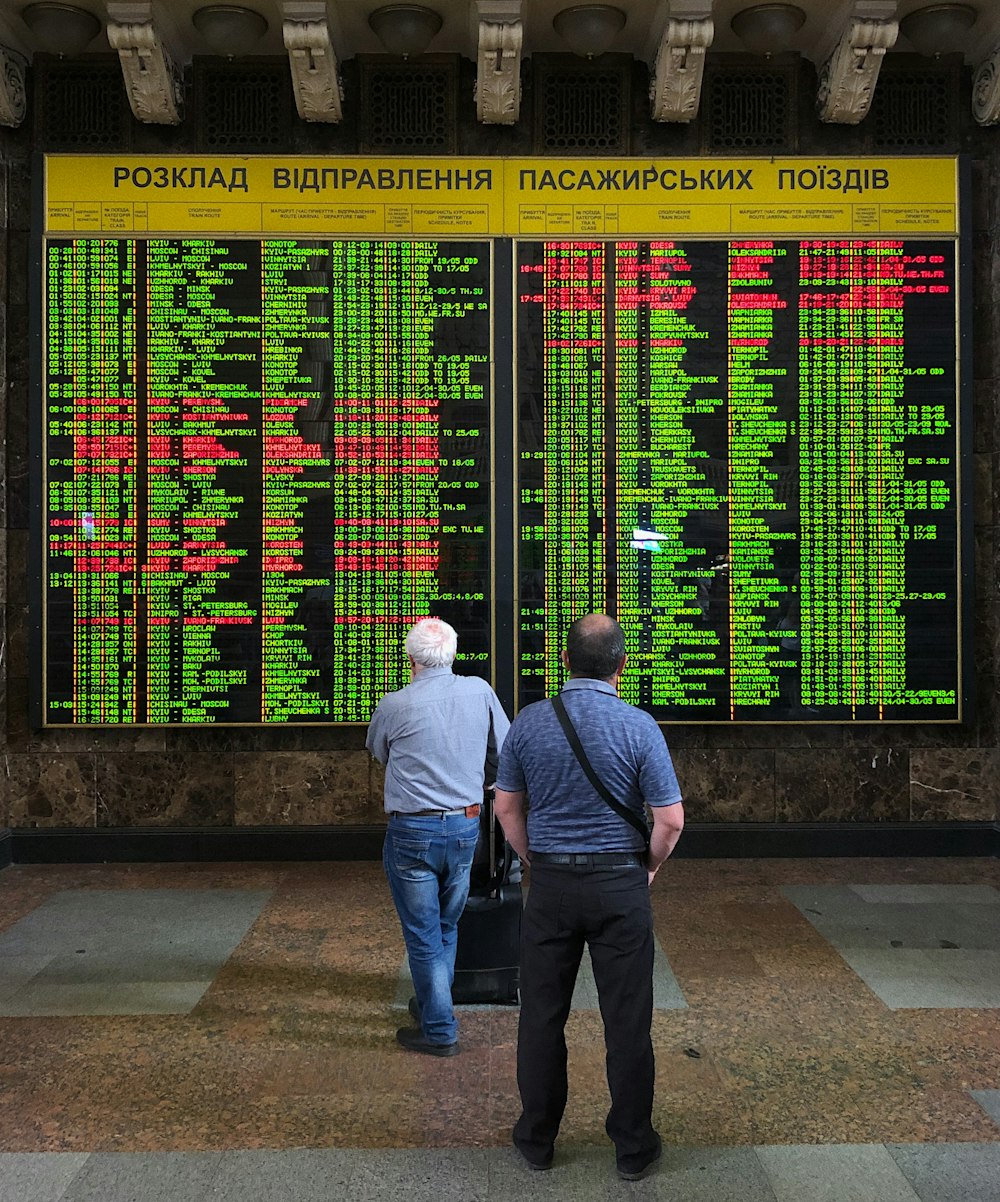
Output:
top-left (390, 805), bottom-right (481, 818)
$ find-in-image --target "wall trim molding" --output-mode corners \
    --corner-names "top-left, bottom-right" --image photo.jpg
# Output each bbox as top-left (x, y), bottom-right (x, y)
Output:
top-left (2, 823), bottom-right (997, 867)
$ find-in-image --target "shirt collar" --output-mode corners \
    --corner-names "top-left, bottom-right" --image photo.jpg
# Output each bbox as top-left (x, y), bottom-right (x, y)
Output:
top-left (561, 678), bottom-right (617, 696)
top-left (411, 666), bottom-right (454, 683)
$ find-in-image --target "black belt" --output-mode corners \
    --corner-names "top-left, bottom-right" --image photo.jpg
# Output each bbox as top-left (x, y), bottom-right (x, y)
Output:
top-left (530, 852), bottom-right (642, 867)
top-left (390, 805), bottom-right (481, 818)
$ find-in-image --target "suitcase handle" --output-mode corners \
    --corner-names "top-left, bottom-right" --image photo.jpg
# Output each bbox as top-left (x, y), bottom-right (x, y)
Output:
top-left (488, 788), bottom-right (497, 880)
top-left (477, 787), bottom-right (517, 899)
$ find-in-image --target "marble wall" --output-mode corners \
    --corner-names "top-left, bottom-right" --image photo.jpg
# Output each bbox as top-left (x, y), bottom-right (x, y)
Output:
top-left (2, 65), bottom-right (998, 836)
top-left (0, 152), bottom-right (6, 828)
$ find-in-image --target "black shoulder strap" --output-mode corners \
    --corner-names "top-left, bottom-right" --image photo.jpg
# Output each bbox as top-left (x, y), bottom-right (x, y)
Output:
top-left (551, 695), bottom-right (650, 846)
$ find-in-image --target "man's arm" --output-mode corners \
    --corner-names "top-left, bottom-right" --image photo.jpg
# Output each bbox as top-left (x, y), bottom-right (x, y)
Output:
top-left (365, 705), bottom-right (389, 765)
top-left (494, 788), bottom-right (530, 862)
top-left (646, 802), bottom-right (684, 886)
top-left (484, 693), bottom-right (512, 785)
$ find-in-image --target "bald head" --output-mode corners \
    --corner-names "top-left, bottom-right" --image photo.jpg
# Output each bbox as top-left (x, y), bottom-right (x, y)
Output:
top-left (564, 614), bottom-right (626, 680)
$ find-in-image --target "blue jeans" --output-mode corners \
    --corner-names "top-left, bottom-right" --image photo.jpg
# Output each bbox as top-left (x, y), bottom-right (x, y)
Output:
top-left (383, 812), bottom-right (480, 1045)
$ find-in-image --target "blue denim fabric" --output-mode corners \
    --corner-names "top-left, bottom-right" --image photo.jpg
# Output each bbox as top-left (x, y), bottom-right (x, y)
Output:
top-left (383, 812), bottom-right (480, 1045)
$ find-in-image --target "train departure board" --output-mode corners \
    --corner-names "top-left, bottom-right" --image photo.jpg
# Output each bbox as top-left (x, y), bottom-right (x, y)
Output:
top-left (42, 238), bottom-right (492, 723)
top-left (36, 155), bottom-right (971, 727)
top-left (516, 238), bottom-right (964, 721)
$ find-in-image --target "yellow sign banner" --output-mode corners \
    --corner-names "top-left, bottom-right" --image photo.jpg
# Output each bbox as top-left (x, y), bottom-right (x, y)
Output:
top-left (44, 155), bottom-right (960, 238)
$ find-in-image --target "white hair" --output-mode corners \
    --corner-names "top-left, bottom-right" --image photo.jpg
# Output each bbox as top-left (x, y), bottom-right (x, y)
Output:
top-left (405, 618), bottom-right (457, 667)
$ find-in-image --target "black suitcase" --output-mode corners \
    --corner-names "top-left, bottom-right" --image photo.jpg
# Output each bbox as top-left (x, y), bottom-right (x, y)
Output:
top-left (452, 792), bottom-right (522, 1004)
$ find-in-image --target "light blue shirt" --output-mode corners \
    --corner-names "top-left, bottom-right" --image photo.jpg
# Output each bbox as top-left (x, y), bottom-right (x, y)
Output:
top-left (367, 667), bottom-right (511, 814)
top-left (496, 678), bottom-right (682, 853)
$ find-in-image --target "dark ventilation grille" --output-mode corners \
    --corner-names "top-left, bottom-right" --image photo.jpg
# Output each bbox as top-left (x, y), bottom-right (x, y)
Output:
top-left (360, 59), bottom-right (457, 153)
top-left (35, 58), bottom-right (130, 150)
top-left (867, 65), bottom-right (958, 150)
top-left (704, 65), bottom-right (795, 152)
top-left (534, 57), bottom-right (630, 153)
top-left (195, 61), bottom-right (290, 151)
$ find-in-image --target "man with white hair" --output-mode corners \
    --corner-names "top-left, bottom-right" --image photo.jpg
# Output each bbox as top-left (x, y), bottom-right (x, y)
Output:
top-left (367, 617), bottom-right (510, 1057)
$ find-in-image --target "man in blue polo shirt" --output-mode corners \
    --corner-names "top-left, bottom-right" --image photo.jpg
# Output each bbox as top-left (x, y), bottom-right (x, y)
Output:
top-left (368, 618), bottom-right (510, 1057)
top-left (495, 613), bottom-right (684, 1181)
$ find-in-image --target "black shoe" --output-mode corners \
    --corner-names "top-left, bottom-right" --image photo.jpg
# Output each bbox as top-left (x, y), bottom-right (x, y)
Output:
top-left (408, 996), bottom-right (420, 1022)
top-left (513, 1140), bottom-right (553, 1172)
top-left (617, 1135), bottom-right (662, 1181)
top-left (395, 1026), bottom-right (459, 1057)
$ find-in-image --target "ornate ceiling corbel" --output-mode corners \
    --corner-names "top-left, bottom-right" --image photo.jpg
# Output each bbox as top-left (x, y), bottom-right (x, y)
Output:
top-left (973, 44), bottom-right (1000, 126)
top-left (649, 15), bottom-right (714, 123)
top-left (817, 2), bottom-right (898, 125)
top-left (0, 44), bottom-right (26, 127)
top-left (282, 1), bottom-right (343, 123)
top-left (107, 2), bottom-right (183, 125)
top-left (475, 0), bottom-right (522, 125)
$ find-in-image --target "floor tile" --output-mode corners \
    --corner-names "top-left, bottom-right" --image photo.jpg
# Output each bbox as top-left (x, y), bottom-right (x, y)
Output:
top-left (946, 906), bottom-right (1000, 950)
top-left (938, 951), bottom-right (1000, 1005)
top-left (839, 948), bottom-right (995, 1009)
top-left (0, 980), bottom-right (213, 1017)
top-left (206, 1149), bottom-right (358, 1201)
top-left (0, 1154), bottom-right (90, 1202)
top-left (783, 888), bottom-right (1000, 1009)
top-left (21, 949), bottom-right (234, 986)
top-left (486, 1145), bottom-right (638, 1201)
top-left (60, 1152), bottom-right (223, 1202)
top-left (0, 952), bottom-right (55, 1003)
top-left (644, 1146), bottom-right (778, 1201)
top-left (781, 885), bottom-right (868, 917)
top-left (970, 1091), bottom-right (1000, 1126)
top-left (0, 890), bottom-right (270, 1017)
top-left (808, 907), bottom-right (984, 952)
top-left (887, 1142), bottom-right (1000, 1202)
top-left (487, 1142), bottom-right (780, 1199)
top-left (850, 886), bottom-right (1000, 905)
top-left (755, 1144), bottom-right (920, 1202)
top-left (349, 1148), bottom-right (490, 1201)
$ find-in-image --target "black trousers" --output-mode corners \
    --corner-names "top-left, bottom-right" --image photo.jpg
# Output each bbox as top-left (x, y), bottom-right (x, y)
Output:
top-left (513, 861), bottom-right (658, 1171)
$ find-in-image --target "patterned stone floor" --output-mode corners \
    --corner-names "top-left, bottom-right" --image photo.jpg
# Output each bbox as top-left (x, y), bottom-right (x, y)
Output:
top-left (1, 856), bottom-right (999, 1200)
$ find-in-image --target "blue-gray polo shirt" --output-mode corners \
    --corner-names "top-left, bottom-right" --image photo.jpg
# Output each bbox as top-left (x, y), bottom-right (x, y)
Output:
top-left (367, 668), bottom-right (510, 814)
top-left (496, 678), bottom-right (682, 854)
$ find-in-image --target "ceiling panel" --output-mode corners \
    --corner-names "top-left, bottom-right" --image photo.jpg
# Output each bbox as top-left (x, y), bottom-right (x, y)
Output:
top-left (0, 0), bottom-right (996, 65)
